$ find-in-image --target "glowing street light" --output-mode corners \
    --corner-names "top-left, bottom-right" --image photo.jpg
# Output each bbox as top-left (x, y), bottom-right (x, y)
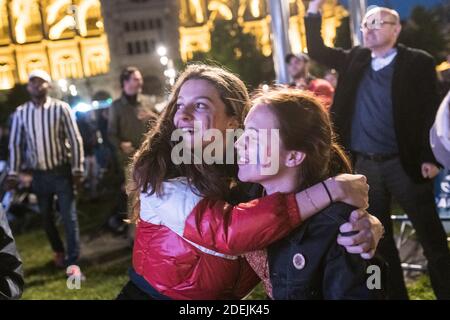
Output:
top-left (69, 84), bottom-right (78, 96)
top-left (157, 45), bottom-right (176, 87)
top-left (157, 46), bottom-right (167, 57)
top-left (164, 68), bottom-right (176, 79)
top-left (160, 56), bottom-right (169, 66)
top-left (58, 79), bottom-right (68, 93)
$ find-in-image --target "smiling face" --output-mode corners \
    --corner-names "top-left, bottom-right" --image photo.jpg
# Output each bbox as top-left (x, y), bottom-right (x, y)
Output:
top-left (235, 103), bottom-right (303, 188)
top-left (173, 79), bottom-right (236, 148)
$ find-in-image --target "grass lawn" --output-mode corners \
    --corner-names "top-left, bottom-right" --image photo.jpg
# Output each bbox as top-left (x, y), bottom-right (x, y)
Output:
top-left (13, 195), bottom-right (437, 300)
top-left (15, 196), bottom-right (131, 300)
top-left (17, 229), bottom-right (130, 300)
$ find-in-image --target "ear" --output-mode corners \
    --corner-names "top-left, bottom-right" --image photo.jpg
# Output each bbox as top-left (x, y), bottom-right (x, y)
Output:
top-left (227, 117), bottom-right (240, 129)
top-left (394, 24), bottom-right (402, 37)
top-left (285, 151), bottom-right (305, 168)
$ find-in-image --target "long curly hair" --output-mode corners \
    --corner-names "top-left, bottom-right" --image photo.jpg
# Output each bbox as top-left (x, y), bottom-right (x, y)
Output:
top-left (128, 64), bottom-right (251, 222)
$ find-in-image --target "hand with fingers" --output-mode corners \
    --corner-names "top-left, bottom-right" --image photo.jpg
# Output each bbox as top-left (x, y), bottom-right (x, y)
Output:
top-left (307, 0), bottom-right (325, 14)
top-left (73, 174), bottom-right (84, 192)
top-left (337, 209), bottom-right (384, 260)
top-left (421, 162), bottom-right (440, 179)
top-left (328, 174), bottom-right (369, 209)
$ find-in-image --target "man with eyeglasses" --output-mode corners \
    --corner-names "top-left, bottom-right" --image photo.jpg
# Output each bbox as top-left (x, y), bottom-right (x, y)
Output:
top-left (305, 0), bottom-right (450, 300)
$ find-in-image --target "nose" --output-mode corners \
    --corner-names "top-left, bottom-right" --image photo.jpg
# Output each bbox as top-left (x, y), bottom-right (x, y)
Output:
top-left (234, 132), bottom-right (246, 151)
top-left (177, 104), bottom-right (194, 122)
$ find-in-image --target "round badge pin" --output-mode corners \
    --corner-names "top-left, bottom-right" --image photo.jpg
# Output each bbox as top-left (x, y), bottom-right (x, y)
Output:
top-left (293, 253), bottom-right (306, 270)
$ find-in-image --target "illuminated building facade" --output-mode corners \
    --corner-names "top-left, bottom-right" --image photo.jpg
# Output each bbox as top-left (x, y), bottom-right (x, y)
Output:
top-left (101, 0), bottom-right (179, 96)
top-left (0, 0), bottom-right (110, 91)
top-left (178, 0), bottom-right (349, 62)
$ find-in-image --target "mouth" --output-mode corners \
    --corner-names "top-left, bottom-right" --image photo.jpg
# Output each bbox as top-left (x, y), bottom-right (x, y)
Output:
top-left (238, 154), bottom-right (251, 165)
top-left (178, 127), bottom-right (198, 134)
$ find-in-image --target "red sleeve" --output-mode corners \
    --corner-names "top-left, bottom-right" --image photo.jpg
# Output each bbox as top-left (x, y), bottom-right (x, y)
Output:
top-left (183, 192), bottom-right (301, 255)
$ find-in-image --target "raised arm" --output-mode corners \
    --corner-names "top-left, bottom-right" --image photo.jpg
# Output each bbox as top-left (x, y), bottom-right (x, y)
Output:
top-left (304, 0), bottom-right (349, 71)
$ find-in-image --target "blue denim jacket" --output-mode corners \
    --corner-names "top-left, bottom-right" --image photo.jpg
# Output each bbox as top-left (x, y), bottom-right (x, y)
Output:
top-left (268, 203), bottom-right (384, 300)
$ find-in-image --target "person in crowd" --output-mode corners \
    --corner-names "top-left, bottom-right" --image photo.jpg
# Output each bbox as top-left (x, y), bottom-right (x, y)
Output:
top-left (76, 111), bottom-right (100, 200)
top-left (147, 88), bottom-right (385, 300)
top-left (0, 204), bottom-right (23, 300)
top-left (285, 52), bottom-right (335, 108)
top-left (107, 67), bottom-right (158, 234)
top-left (305, 0), bottom-right (450, 299)
top-left (430, 91), bottom-right (450, 169)
top-left (5, 70), bottom-right (84, 278)
top-left (437, 55), bottom-right (450, 99)
top-left (0, 125), bottom-right (9, 163)
top-left (116, 64), bottom-right (384, 300)
top-left (324, 69), bottom-right (338, 88)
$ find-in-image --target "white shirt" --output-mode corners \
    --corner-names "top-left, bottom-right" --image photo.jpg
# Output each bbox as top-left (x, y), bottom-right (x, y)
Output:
top-left (371, 49), bottom-right (398, 71)
top-left (8, 97), bottom-right (84, 175)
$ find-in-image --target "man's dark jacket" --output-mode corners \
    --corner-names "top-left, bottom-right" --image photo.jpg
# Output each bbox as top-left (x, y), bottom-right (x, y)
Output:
top-left (305, 15), bottom-right (440, 183)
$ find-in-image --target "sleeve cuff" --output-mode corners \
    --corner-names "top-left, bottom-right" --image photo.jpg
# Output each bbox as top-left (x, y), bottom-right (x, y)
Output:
top-left (286, 193), bottom-right (301, 224)
top-left (306, 12), bottom-right (322, 18)
top-left (72, 169), bottom-right (84, 176)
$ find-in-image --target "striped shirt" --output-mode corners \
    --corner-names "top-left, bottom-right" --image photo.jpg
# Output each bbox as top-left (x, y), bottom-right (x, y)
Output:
top-left (8, 97), bottom-right (84, 175)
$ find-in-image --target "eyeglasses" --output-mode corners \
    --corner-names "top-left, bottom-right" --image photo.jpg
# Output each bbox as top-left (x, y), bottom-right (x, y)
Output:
top-left (360, 20), bottom-right (397, 31)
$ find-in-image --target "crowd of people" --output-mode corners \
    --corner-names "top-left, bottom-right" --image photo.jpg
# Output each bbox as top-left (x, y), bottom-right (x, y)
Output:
top-left (1, 0), bottom-right (450, 300)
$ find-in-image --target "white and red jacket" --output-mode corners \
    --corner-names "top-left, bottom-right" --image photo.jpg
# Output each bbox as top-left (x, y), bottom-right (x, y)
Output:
top-left (133, 177), bottom-right (302, 299)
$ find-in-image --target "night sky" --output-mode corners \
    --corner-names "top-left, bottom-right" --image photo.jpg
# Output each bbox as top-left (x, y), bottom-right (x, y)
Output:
top-left (339, 0), bottom-right (447, 18)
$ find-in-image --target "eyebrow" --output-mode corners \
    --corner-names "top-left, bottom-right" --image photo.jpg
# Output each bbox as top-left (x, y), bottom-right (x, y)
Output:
top-left (177, 96), bottom-right (214, 103)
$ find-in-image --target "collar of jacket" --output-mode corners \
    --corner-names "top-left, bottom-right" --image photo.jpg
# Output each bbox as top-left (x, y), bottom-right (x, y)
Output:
top-left (356, 43), bottom-right (406, 66)
top-left (120, 93), bottom-right (143, 106)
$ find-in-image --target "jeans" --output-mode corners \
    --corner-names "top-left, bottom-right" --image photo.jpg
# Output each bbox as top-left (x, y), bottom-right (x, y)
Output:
top-left (355, 155), bottom-right (450, 300)
top-left (32, 166), bottom-right (80, 266)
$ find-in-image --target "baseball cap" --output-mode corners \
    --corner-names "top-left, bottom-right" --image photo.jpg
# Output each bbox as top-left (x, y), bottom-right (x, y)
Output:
top-left (28, 69), bottom-right (52, 83)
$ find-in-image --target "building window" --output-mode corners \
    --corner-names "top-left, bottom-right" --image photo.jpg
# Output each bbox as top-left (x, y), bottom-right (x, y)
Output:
top-left (155, 18), bottom-right (162, 29)
top-left (148, 39), bottom-right (155, 52)
top-left (140, 20), bottom-right (146, 30)
top-left (135, 41), bottom-right (141, 54)
top-left (143, 40), bottom-right (149, 53)
top-left (148, 19), bottom-right (154, 30)
top-left (127, 42), bottom-right (133, 55)
top-left (124, 21), bottom-right (130, 32)
top-left (132, 21), bottom-right (138, 31)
